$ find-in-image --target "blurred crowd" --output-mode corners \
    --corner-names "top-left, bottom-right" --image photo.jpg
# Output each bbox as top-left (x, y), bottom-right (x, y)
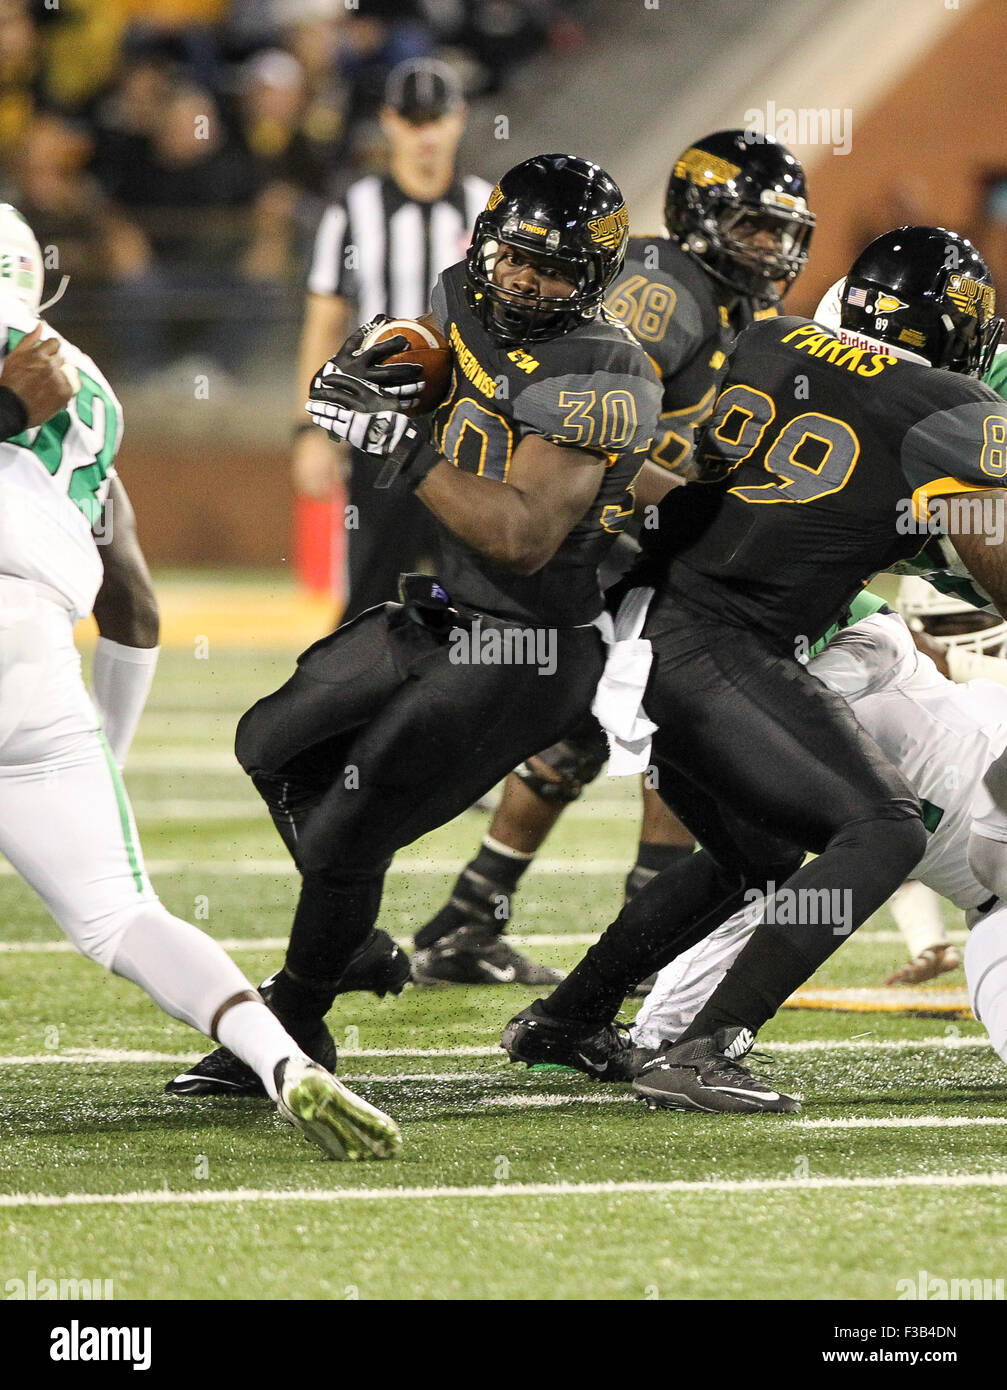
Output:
top-left (0, 0), bottom-right (584, 380)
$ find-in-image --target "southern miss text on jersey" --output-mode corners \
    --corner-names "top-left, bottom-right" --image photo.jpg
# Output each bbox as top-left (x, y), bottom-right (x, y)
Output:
top-left (0, 287), bottom-right (122, 620)
top-left (428, 261), bottom-right (661, 626)
top-left (637, 314), bottom-right (1007, 647)
top-left (604, 235), bottom-right (778, 475)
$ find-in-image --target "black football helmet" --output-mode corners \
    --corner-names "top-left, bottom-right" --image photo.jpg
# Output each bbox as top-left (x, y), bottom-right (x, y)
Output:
top-left (664, 129), bottom-right (815, 301)
top-left (466, 154), bottom-right (629, 345)
top-left (840, 226), bottom-right (1003, 377)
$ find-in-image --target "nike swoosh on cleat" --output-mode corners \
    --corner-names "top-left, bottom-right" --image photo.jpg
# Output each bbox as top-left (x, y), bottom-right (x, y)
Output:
top-left (167, 1073), bottom-right (248, 1092)
top-left (710, 1086), bottom-right (781, 1102)
top-left (577, 1053), bottom-right (607, 1073)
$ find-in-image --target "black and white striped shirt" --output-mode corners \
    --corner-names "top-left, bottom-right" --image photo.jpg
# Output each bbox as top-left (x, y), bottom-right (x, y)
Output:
top-left (307, 173), bottom-right (492, 321)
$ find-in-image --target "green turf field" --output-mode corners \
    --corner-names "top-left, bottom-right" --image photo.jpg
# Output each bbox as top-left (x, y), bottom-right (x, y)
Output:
top-left (2, 634), bottom-right (1006, 1302)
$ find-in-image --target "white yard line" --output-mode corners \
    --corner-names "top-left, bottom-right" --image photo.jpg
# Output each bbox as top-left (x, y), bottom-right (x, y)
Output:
top-left (0, 858), bottom-right (633, 878)
top-left (3, 1171), bottom-right (1007, 1210)
top-left (0, 1036), bottom-right (991, 1067)
top-left (0, 934), bottom-right (600, 954)
top-left (0, 928), bottom-right (966, 954)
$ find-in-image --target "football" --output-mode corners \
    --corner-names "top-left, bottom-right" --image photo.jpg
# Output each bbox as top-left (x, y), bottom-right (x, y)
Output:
top-left (360, 317), bottom-right (452, 414)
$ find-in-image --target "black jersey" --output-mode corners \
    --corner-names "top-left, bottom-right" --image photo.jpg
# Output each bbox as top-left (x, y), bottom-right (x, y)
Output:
top-left (605, 235), bottom-right (778, 474)
top-left (428, 261), bottom-right (661, 626)
top-left (638, 315), bottom-right (1007, 647)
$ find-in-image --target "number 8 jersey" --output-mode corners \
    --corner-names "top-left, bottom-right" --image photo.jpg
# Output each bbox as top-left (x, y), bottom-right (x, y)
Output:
top-left (638, 313), bottom-right (1007, 648)
top-left (428, 261), bottom-right (661, 626)
top-left (0, 288), bottom-right (122, 620)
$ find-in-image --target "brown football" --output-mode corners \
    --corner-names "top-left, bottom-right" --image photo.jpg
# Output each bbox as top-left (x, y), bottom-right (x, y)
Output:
top-left (360, 317), bottom-right (452, 414)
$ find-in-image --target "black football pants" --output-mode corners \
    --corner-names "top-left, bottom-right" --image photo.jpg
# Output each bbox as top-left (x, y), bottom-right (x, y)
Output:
top-left (235, 602), bottom-right (605, 992)
top-left (542, 591), bottom-right (929, 1030)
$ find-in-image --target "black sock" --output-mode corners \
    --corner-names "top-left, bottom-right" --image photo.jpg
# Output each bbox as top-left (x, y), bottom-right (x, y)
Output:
top-left (415, 838), bottom-right (534, 947)
top-left (273, 871), bottom-right (383, 1030)
top-left (677, 925), bottom-right (817, 1042)
top-left (625, 841), bottom-right (694, 902)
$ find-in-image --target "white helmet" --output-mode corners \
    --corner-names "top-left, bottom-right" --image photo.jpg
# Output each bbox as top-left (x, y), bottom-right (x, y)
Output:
top-left (0, 204), bottom-right (44, 315)
top-left (814, 278), bottom-right (844, 332)
top-left (896, 575), bottom-right (1007, 657)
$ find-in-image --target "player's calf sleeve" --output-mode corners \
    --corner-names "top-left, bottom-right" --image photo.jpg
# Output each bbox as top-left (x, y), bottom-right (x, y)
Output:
top-left (271, 870), bottom-right (384, 1031)
top-left (111, 906), bottom-right (257, 1034)
top-left (414, 835), bottom-right (535, 947)
top-left (965, 909), bottom-right (1007, 1063)
top-left (968, 830), bottom-right (1007, 903)
top-left (111, 908), bottom-right (306, 1099)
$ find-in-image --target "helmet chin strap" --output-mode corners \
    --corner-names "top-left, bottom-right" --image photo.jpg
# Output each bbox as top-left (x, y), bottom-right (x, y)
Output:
top-left (38, 275), bottom-right (70, 313)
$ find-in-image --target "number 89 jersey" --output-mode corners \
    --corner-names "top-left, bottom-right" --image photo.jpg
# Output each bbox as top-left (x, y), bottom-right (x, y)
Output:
top-left (428, 261), bottom-right (661, 626)
top-left (0, 289), bottom-right (122, 620)
top-left (642, 314), bottom-right (1007, 648)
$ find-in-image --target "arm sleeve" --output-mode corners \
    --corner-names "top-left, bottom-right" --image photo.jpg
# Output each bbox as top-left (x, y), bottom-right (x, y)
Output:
top-left (306, 203), bottom-right (350, 298)
top-left (429, 273), bottom-right (449, 333)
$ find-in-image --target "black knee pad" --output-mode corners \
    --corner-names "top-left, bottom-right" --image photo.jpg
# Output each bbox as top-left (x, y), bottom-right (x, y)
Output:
top-left (515, 719), bottom-right (609, 804)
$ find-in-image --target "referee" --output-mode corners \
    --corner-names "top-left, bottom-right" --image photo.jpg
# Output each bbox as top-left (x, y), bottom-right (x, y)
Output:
top-left (292, 58), bottom-right (491, 623)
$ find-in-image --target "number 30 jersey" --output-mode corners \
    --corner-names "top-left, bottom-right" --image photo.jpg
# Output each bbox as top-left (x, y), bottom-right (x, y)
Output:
top-left (428, 261), bottom-right (661, 626)
top-left (638, 314), bottom-right (1007, 648)
top-left (0, 289), bottom-right (122, 619)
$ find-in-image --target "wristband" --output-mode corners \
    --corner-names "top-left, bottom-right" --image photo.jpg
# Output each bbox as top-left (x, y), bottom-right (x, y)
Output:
top-left (0, 385), bottom-right (28, 441)
top-left (400, 439), bottom-right (443, 489)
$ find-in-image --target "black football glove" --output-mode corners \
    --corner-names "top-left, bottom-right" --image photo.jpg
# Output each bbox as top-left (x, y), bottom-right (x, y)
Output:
top-left (309, 317), bottom-right (423, 414)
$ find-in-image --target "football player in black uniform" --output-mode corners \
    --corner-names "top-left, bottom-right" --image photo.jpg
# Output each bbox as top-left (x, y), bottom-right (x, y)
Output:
top-left (502, 225), bottom-right (1007, 1110)
top-left (412, 131), bottom-right (816, 987)
top-left (167, 154), bottom-right (662, 1100)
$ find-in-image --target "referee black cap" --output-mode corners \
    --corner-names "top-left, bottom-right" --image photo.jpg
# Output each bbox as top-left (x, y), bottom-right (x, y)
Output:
top-left (384, 58), bottom-right (464, 124)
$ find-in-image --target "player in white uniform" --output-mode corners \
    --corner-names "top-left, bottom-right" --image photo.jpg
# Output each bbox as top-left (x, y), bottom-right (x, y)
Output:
top-left (0, 205), bottom-right (400, 1160)
top-left (632, 603), bottom-right (1007, 1074)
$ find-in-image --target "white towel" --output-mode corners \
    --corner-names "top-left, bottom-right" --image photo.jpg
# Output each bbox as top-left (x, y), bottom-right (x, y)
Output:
top-left (592, 586), bottom-right (657, 776)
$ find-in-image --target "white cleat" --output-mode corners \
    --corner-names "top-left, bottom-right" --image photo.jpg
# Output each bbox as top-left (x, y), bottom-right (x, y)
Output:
top-left (275, 1058), bottom-right (402, 1161)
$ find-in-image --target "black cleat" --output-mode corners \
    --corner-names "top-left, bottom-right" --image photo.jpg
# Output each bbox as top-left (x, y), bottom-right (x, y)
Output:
top-left (165, 981), bottom-right (338, 1098)
top-left (412, 927), bottom-right (564, 986)
top-left (632, 1026), bottom-right (800, 1113)
top-left (164, 1045), bottom-right (266, 1097)
top-left (335, 929), bottom-right (411, 997)
top-left (500, 1000), bottom-right (648, 1082)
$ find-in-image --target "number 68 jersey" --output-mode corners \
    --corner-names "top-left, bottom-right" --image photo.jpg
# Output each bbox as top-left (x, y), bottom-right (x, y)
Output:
top-left (640, 313), bottom-right (1007, 648)
top-left (428, 261), bottom-right (661, 626)
top-left (0, 288), bottom-right (122, 620)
